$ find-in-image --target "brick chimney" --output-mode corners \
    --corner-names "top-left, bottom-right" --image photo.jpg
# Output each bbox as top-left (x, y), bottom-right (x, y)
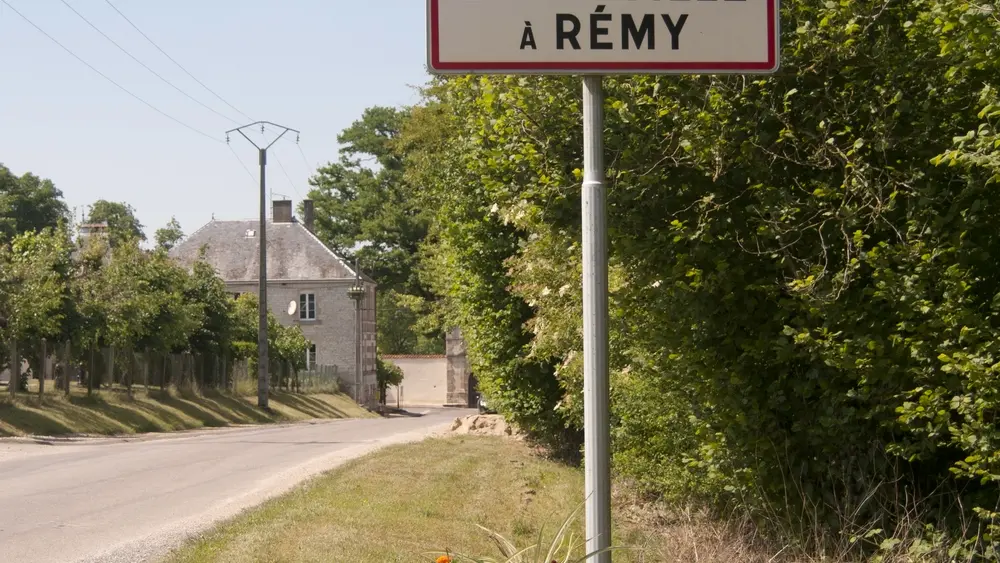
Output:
top-left (302, 199), bottom-right (315, 231)
top-left (272, 200), bottom-right (293, 223)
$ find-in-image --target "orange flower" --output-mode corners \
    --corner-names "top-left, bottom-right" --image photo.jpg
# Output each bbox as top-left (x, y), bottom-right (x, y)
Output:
top-left (436, 556), bottom-right (452, 563)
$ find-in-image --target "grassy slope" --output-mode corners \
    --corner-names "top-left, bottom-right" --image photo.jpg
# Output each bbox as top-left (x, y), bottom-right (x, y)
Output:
top-left (166, 436), bottom-right (671, 563)
top-left (0, 384), bottom-right (373, 437)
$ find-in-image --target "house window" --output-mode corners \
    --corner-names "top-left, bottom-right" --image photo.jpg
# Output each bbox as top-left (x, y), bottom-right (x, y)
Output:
top-left (232, 292), bottom-right (242, 300)
top-left (305, 344), bottom-right (317, 370)
top-left (299, 293), bottom-right (316, 320)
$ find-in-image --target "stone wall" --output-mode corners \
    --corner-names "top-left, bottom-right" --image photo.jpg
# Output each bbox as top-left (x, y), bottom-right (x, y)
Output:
top-left (445, 327), bottom-right (471, 406)
top-left (383, 356), bottom-right (448, 406)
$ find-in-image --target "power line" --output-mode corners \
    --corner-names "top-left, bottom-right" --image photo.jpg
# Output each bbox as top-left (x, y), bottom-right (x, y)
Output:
top-left (296, 142), bottom-right (314, 174)
top-left (0, 0), bottom-right (220, 143)
top-left (94, 6), bottom-right (307, 204)
top-left (228, 143), bottom-right (257, 184)
top-left (57, 0), bottom-right (241, 126)
top-left (103, 0), bottom-right (254, 123)
top-left (273, 148), bottom-right (303, 199)
top-left (266, 125), bottom-right (316, 187)
top-left (257, 127), bottom-right (302, 198)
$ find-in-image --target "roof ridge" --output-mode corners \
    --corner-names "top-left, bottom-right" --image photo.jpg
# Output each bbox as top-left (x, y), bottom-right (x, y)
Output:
top-left (172, 219), bottom-right (214, 255)
top-left (297, 222), bottom-right (376, 283)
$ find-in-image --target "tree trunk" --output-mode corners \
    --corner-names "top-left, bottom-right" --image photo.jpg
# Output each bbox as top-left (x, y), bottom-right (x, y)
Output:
top-left (87, 347), bottom-right (95, 396)
top-left (38, 339), bottom-right (47, 400)
top-left (8, 340), bottom-right (17, 398)
top-left (64, 341), bottom-right (73, 396)
top-left (144, 349), bottom-right (151, 392)
top-left (126, 348), bottom-right (133, 399)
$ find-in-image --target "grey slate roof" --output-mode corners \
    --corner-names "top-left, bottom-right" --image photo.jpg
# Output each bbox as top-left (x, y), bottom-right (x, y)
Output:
top-left (170, 219), bottom-right (370, 282)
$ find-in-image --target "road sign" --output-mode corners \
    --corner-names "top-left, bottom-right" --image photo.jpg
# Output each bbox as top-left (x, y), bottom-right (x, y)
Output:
top-left (428, 0), bottom-right (779, 75)
top-left (426, 3), bottom-right (781, 562)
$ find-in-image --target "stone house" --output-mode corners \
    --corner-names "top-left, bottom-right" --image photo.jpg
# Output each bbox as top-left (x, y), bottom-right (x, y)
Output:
top-left (170, 199), bottom-right (377, 402)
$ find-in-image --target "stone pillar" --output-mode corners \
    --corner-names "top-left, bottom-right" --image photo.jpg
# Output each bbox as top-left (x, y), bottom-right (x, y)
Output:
top-left (445, 327), bottom-right (470, 406)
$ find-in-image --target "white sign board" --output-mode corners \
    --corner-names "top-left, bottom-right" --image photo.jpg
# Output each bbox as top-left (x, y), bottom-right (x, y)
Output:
top-left (428, 0), bottom-right (779, 75)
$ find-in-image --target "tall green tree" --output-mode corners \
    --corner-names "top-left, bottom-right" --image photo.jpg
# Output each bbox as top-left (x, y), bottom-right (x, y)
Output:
top-left (87, 200), bottom-right (145, 246)
top-left (154, 217), bottom-right (185, 251)
top-left (0, 228), bottom-right (73, 389)
top-left (308, 106), bottom-right (443, 354)
top-left (184, 256), bottom-right (234, 358)
top-left (308, 107), bottom-right (429, 291)
top-left (0, 164), bottom-right (68, 244)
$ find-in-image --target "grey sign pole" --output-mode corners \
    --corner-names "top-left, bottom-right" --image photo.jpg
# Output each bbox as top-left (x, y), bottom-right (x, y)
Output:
top-left (428, 2), bottom-right (780, 558)
top-left (581, 75), bottom-right (611, 561)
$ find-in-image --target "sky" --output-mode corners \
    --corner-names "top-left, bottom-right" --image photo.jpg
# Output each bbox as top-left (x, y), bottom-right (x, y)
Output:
top-left (0, 0), bottom-right (429, 241)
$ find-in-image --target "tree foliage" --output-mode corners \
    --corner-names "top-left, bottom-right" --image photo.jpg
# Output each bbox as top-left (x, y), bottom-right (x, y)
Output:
top-left (0, 164), bottom-right (68, 245)
top-left (0, 168), bottom-right (316, 399)
top-left (0, 228), bottom-right (72, 342)
top-left (87, 199), bottom-right (145, 247)
top-left (405, 0), bottom-right (1000, 554)
top-left (155, 217), bottom-right (185, 251)
top-left (308, 106), bottom-right (444, 354)
top-left (376, 356), bottom-right (404, 406)
top-left (229, 292), bottom-right (309, 377)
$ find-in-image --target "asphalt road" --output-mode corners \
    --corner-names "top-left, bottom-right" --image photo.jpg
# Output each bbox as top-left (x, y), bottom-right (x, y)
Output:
top-left (0, 408), bottom-right (467, 563)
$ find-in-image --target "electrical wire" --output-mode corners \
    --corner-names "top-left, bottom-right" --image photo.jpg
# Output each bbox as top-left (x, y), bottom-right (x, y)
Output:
top-left (98, 0), bottom-right (271, 188)
top-left (228, 143), bottom-right (258, 184)
top-left (254, 126), bottom-right (303, 199)
top-left (58, 0), bottom-right (241, 126)
top-left (103, 0), bottom-right (254, 123)
top-left (0, 0), bottom-right (221, 143)
top-left (274, 151), bottom-right (303, 199)
top-left (296, 142), bottom-right (314, 173)
top-left (265, 125), bottom-right (316, 186)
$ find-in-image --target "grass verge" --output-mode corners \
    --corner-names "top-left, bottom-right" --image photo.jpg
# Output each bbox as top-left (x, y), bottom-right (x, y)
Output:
top-left (0, 382), bottom-right (374, 437)
top-left (165, 436), bottom-right (784, 563)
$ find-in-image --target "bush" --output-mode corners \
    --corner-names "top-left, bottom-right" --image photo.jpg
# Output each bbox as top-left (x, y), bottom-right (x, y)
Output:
top-left (376, 356), bottom-right (404, 405)
top-left (408, 0), bottom-right (1000, 555)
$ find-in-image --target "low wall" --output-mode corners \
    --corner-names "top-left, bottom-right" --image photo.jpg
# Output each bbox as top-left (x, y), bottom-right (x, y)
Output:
top-left (383, 356), bottom-right (447, 407)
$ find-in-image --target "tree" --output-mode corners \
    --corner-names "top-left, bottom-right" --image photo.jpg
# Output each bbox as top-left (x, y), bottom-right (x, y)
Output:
top-left (273, 324), bottom-right (309, 389)
top-left (87, 200), bottom-right (145, 246)
top-left (133, 249), bottom-right (202, 355)
top-left (0, 164), bottom-right (68, 245)
top-left (308, 106), bottom-right (444, 353)
top-left (0, 228), bottom-right (73, 390)
top-left (376, 356), bottom-right (403, 406)
top-left (184, 255), bottom-right (234, 358)
top-left (154, 217), bottom-right (184, 251)
top-left (228, 292), bottom-right (306, 390)
top-left (376, 290), bottom-right (444, 355)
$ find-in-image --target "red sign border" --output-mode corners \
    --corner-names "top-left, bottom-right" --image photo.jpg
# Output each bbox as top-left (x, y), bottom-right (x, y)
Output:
top-left (428, 0), bottom-right (779, 74)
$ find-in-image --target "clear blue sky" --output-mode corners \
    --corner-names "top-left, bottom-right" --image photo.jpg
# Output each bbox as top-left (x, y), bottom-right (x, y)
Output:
top-left (0, 0), bottom-right (428, 240)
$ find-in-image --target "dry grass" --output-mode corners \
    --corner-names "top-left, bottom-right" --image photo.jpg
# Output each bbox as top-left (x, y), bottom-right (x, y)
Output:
top-left (164, 436), bottom-right (801, 563)
top-left (0, 380), bottom-right (374, 437)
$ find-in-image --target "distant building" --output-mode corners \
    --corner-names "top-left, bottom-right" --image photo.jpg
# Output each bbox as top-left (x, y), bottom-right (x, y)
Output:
top-left (76, 222), bottom-right (109, 245)
top-left (170, 199), bottom-right (377, 403)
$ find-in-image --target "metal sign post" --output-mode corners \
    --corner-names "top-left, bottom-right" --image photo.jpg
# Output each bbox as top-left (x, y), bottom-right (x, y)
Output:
top-left (428, 1), bottom-right (780, 559)
top-left (581, 74), bottom-right (611, 556)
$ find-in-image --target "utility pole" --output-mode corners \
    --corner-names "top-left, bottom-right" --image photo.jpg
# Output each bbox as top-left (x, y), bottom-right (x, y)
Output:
top-left (226, 121), bottom-right (300, 410)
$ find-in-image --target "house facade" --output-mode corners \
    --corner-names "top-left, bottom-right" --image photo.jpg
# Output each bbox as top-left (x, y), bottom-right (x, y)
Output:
top-left (170, 199), bottom-right (377, 403)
